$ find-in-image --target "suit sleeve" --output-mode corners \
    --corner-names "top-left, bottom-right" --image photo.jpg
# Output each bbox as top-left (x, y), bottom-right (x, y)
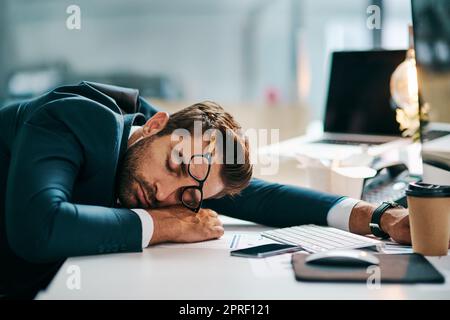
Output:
top-left (203, 178), bottom-right (344, 228)
top-left (5, 104), bottom-right (143, 264)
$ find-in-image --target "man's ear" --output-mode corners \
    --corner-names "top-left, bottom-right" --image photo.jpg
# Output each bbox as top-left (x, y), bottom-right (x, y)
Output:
top-left (142, 112), bottom-right (170, 137)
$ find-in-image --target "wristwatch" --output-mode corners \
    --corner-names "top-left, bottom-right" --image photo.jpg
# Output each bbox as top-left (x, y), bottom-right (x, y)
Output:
top-left (369, 201), bottom-right (402, 239)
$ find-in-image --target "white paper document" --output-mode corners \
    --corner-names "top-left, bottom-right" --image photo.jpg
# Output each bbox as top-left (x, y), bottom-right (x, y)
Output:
top-left (157, 232), bottom-right (276, 250)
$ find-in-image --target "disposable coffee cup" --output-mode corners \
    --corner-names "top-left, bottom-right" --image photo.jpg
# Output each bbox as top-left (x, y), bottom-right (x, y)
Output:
top-left (405, 182), bottom-right (450, 256)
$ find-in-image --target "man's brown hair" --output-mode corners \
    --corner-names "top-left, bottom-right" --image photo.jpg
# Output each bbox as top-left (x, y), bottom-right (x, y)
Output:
top-left (157, 101), bottom-right (252, 197)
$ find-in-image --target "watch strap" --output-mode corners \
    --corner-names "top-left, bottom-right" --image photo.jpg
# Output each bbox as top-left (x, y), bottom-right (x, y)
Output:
top-left (369, 201), bottom-right (399, 239)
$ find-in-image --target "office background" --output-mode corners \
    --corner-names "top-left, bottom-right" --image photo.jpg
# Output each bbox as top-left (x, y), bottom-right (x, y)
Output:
top-left (2, 0), bottom-right (450, 300)
top-left (0, 0), bottom-right (412, 134)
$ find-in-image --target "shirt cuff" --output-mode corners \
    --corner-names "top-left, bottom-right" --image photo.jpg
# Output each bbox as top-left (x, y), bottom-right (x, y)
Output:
top-left (130, 208), bottom-right (154, 248)
top-left (326, 198), bottom-right (360, 232)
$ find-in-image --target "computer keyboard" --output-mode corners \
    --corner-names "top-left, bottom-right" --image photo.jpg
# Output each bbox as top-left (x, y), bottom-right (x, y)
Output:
top-left (362, 181), bottom-right (407, 205)
top-left (261, 224), bottom-right (383, 253)
top-left (361, 167), bottom-right (421, 207)
top-left (422, 130), bottom-right (450, 142)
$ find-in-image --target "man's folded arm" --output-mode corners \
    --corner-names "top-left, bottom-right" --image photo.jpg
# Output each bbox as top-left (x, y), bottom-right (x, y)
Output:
top-left (203, 178), bottom-right (346, 228)
top-left (5, 107), bottom-right (143, 264)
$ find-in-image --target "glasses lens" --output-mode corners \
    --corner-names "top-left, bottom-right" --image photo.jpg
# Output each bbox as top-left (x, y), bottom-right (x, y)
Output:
top-left (181, 187), bottom-right (202, 209)
top-left (188, 155), bottom-right (210, 181)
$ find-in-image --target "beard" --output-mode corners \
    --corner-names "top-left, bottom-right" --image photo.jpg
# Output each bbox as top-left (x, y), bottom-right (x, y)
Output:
top-left (117, 136), bottom-right (157, 209)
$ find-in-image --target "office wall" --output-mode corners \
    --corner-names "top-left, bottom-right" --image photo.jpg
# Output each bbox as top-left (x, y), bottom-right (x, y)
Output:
top-left (299, 0), bottom-right (373, 121)
top-left (4, 0), bottom-right (297, 104)
top-left (296, 0), bottom-right (412, 120)
top-left (1, 0), bottom-right (414, 119)
top-left (383, 0), bottom-right (412, 49)
top-left (7, 0), bottom-right (246, 102)
top-left (0, 0), bottom-right (16, 100)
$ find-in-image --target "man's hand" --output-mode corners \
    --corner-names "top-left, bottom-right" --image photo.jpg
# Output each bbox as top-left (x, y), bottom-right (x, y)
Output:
top-left (147, 206), bottom-right (224, 246)
top-left (379, 207), bottom-right (411, 244)
top-left (349, 201), bottom-right (411, 244)
top-left (350, 201), bottom-right (450, 248)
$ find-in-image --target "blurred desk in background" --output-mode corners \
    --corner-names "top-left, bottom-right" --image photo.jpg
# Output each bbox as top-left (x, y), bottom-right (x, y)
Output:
top-left (150, 99), bottom-right (311, 143)
top-left (254, 137), bottom-right (422, 190)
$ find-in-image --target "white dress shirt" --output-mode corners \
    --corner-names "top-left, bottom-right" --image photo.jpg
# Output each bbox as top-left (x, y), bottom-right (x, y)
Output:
top-left (127, 126), bottom-right (360, 248)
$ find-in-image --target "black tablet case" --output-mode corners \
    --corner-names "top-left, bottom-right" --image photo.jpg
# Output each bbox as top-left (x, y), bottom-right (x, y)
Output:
top-left (292, 253), bottom-right (445, 284)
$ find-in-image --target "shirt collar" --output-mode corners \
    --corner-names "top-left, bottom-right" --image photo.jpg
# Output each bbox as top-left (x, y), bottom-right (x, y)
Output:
top-left (129, 125), bottom-right (141, 140)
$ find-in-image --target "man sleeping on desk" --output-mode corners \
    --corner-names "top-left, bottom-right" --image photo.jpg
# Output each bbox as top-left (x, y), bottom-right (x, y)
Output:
top-left (0, 81), bottom-right (412, 298)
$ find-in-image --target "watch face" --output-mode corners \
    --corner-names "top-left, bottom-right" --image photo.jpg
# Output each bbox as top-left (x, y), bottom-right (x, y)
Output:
top-left (385, 201), bottom-right (403, 208)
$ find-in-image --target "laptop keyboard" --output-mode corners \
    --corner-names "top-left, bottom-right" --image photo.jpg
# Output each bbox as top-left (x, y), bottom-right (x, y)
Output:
top-left (362, 181), bottom-right (408, 205)
top-left (261, 224), bottom-right (382, 253)
top-left (422, 130), bottom-right (450, 142)
top-left (311, 139), bottom-right (385, 146)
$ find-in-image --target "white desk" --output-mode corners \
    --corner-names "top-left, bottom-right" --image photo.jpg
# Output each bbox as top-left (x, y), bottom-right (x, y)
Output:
top-left (36, 140), bottom-right (445, 300)
top-left (36, 216), bottom-right (450, 300)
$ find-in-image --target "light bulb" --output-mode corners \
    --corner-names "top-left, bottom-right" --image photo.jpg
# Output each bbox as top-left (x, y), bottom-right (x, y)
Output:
top-left (390, 48), bottom-right (419, 113)
top-left (389, 25), bottom-right (422, 140)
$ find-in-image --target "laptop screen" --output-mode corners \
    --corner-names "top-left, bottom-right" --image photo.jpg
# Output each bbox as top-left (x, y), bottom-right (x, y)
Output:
top-left (324, 50), bottom-right (406, 136)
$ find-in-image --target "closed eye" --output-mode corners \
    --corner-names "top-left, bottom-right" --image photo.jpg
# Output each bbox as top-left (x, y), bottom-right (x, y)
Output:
top-left (166, 152), bottom-right (188, 178)
top-left (175, 150), bottom-right (188, 177)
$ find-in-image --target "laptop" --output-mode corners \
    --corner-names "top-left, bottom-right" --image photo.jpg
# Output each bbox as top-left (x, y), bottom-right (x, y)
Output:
top-left (259, 50), bottom-right (412, 161)
top-left (277, 50), bottom-right (410, 161)
top-left (303, 50), bottom-right (409, 151)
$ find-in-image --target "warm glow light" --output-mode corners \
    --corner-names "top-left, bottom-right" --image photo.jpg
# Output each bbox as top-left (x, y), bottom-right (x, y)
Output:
top-left (406, 59), bottom-right (419, 107)
top-left (296, 31), bottom-right (311, 101)
top-left (390, 48), bottom-right (419, 113)
top-left (390, 47), bottom-right (421, 138)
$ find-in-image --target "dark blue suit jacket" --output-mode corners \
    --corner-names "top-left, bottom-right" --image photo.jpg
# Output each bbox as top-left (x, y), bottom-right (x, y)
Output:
top-left (0, 81), bottom-right (342, 295)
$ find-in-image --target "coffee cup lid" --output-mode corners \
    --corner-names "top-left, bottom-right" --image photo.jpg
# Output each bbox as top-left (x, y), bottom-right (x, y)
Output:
top-left (405, 182), bottom-right (450, 198)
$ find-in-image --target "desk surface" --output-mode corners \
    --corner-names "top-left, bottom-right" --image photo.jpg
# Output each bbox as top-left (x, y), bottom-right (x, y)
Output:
top-left (36, 217), bottom-right (450, 300)
top-left (36, 141), bottom-right (441, 299)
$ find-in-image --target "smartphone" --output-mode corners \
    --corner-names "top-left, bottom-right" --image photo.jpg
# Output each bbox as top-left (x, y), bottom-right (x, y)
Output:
top-left (230, 243), bottom-right (303, 258)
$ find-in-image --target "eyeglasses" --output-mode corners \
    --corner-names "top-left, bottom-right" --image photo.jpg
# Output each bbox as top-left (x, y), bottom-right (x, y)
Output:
top-left (180, 138), bottom-right (216, 213)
